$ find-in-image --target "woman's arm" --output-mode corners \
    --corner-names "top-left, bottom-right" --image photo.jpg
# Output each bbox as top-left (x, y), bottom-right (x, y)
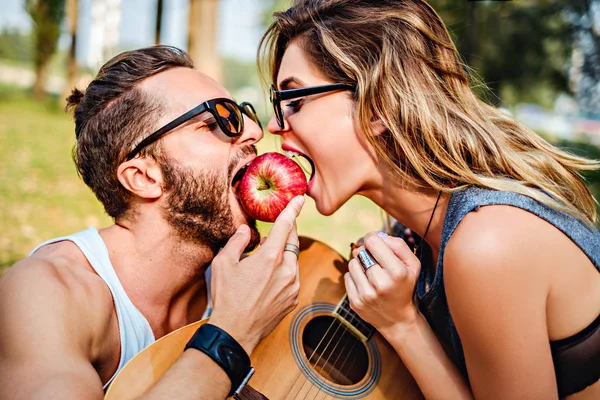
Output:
top-left (444, 205), bottom-right (558, 400)
top-left (382, 310), bottom-right (474, 399)
top-left (345, 232), bottom-right (473, 399)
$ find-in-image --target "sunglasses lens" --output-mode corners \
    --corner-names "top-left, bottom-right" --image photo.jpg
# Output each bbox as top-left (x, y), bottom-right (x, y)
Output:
top-left (215, 101), bottom-right (243, 135)
top-left (241, 103), bottom-right (262, 130)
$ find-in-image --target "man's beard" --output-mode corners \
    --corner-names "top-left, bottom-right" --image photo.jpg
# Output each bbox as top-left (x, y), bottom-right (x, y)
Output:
top-left (158, 146), bottom-right (260, 255)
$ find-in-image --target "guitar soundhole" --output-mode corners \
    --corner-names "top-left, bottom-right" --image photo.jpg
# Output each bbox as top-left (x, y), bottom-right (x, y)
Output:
top-left (301, 316), bottom-right (369, 385)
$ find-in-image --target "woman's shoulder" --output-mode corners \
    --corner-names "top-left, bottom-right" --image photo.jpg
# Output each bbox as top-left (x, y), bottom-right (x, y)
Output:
top-left (444, 203), bottom-right (556, 272)
top-left (442, 202), bottom-right (596, 295)
top-left (445, 186), bottom-right (600, 253)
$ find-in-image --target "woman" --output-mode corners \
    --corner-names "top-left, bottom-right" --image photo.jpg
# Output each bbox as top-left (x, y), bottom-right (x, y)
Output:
top-left (259, 0), bottom-right (600, 398)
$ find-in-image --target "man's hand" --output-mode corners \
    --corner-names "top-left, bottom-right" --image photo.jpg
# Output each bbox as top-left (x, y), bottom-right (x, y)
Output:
top-left (207, 196), bottom-right (305, 355)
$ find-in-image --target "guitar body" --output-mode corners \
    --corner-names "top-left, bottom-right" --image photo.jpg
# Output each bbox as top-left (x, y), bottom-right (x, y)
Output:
top-left (105, 237), bottom-right (423, 399)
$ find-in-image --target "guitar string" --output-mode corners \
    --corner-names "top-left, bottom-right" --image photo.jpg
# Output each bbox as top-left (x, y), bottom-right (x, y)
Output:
top-left (325, 303), bottom-right (374, 397)
top-left (300, 300), bottom-right (369, 400)
top-left (303, 322), bottom-right (352, 400)
top-left (283, 311), bottom-right (343, 400)
top-left (316, 303), bottom-right (375, 400)
top-left (292, 196), bottom-right (441, 399)
top-left (296, 315), bottom-right (348, 400)
top-left (298, 301), bottom-right (367, 400)
top-left (289, 300), bottom-right (358, 399)
top-left (312, 310), bottom-right (363, 400)
top-left (288, 244), bottom-right (384, 398)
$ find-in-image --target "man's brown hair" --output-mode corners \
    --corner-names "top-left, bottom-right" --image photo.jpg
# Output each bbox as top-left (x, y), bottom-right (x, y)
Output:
top-left (66, 45), bottom-right (194, 219)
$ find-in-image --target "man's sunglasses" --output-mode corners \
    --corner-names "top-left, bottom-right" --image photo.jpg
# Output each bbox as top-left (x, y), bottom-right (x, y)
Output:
top-left (269, 83), bottom-right (354, 129)
top-left (126, 98), bottom-right (262, 160)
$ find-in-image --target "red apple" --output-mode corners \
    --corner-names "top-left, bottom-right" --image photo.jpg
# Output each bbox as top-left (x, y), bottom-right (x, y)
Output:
top-left (237, 152), bottom-right (307, 222)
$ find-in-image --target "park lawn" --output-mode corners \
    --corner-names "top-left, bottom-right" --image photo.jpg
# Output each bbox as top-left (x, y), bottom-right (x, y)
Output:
top-left (0, 86), bottom-right (382, 274)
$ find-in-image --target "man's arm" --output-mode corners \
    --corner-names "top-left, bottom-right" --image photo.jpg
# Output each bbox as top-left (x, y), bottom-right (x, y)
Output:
top-left (1, 197), bottom-right (304, 400)
top-left (0, 256), bottom-right (237, 400)
top-left (141, 195), bottom-right (306, 399)
top-left (0, 258), bottom-right (108, 400)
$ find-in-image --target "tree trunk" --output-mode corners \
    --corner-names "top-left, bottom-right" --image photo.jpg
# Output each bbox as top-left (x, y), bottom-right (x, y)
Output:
top-left (187, 0), bottom-right (222, 83)
top-left (33, 60), bottom-right (50, 98)
top-left (63, 0), bottom-right (78, 102)
top-left (155, 0), bottom-right (163, 44)
top-left (26, 0), bottom-right (66, 98)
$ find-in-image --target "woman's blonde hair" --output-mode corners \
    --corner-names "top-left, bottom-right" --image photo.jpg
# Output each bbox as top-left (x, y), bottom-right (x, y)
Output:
top-left (259, 0), bottom-right (599, 226)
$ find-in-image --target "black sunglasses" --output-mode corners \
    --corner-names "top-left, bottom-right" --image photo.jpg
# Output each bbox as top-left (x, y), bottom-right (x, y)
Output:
top-left (269, 83), bottom-right (354, 129)
top-left (126, 98), bottom-right (262, 161)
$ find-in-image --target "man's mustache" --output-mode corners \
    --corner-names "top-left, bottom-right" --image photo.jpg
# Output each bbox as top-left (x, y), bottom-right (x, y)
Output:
top-left (228, 145), bottom-right (258, 179)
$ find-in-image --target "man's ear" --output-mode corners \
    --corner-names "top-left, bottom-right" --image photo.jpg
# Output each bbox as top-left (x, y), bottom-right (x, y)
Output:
top-left (117, 158), bottom-right (164, 200)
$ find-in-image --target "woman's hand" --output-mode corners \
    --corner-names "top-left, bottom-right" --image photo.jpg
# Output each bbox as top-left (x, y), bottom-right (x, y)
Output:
top-left (345, 231), bottom-right (421, 337)
top-left (349, 223), bottom-right (415, 259)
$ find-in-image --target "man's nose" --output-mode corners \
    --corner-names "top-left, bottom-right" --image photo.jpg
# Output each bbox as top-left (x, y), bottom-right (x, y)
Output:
top-left (235, 115), bottom-right (264, 145)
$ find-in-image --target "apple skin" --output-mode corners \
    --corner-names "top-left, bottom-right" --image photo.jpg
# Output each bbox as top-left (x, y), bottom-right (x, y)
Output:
top-left (237, 152), bottom-right (307, 222)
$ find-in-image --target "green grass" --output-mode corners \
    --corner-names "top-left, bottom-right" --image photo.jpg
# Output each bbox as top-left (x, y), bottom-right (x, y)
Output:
top-left (0, 85), bottom-right (382, 274)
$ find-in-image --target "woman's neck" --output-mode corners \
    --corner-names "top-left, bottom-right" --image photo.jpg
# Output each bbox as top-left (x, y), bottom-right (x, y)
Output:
top-left (365, 178), bottom-right (450, 259)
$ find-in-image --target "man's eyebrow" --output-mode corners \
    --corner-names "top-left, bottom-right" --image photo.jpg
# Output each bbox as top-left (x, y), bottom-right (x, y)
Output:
top-left (279, 77), bottom-right (306, 90)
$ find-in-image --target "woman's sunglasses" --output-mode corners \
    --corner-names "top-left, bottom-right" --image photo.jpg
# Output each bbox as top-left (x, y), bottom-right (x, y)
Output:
top-left (269, 83), bottom-right (354, 129)
top-left (126, 98), bottom-right (262, 161)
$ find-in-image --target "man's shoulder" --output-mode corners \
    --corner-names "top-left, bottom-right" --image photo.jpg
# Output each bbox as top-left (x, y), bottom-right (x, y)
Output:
top-left (1, 240), bottom-right (115, 325)
top-left (0, 241), bottom-right (120, 392)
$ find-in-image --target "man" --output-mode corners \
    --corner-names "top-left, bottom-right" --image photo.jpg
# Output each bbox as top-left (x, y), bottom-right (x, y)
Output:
top-left (0, 45), bottom-right (304, 399)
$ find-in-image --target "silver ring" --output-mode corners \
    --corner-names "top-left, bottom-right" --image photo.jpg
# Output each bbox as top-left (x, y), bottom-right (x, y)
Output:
top-left (284, 243), bottom-right (300, 258)
top-left (357, 249), bottom-right (376, 270)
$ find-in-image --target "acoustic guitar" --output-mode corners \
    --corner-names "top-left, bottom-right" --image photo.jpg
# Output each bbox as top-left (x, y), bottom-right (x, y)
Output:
top-left (105, 237), bottom-right (423, 399)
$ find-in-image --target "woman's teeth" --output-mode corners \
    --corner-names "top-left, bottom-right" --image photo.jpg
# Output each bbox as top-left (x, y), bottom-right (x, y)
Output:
top-left (285, 150), bottom-right (301, 158)
top-left (284, 151), bottom-right (314, 182)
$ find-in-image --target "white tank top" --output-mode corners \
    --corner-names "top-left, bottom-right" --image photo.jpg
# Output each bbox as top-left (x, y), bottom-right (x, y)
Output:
top-left (29, 227), bottom-right (213, 388)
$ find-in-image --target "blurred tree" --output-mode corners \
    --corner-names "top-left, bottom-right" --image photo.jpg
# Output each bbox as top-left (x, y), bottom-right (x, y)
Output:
top-left (262, 0), bottom-right (573, 109)
top-left (188, 0), bottom-right (221, 83)
top-left (565, 0), bottom-right (600, 118)
top-left (62, 0), bottom-right (78, 102)
top-left (263, 0), bottom-right (290, 27)
top-left (25, 0), bottom-right (66, 97)
top-left (155, 0), bottom-right (163, 44)
top-left (430, 0), bottom-right (572, 108)
top-left (555, 137), bottom-right (600, 224)
top-left (0, 29), bottom-right (33, 62)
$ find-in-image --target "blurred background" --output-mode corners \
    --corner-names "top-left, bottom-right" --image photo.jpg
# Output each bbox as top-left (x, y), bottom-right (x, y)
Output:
top-left (0, 0), bottom-right (599, 274)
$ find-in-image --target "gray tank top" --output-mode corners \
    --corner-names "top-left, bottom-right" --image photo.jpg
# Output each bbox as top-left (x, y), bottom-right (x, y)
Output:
top-left (416, 186), bottom-right (600, 397)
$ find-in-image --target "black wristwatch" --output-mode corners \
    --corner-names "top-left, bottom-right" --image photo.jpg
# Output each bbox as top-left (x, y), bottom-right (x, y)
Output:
top-left (184, 323), bottom-right (255, 398)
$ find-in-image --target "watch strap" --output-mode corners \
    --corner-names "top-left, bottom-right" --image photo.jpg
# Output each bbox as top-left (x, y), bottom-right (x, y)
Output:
top-left (185, 323), bottom-right (254, 397)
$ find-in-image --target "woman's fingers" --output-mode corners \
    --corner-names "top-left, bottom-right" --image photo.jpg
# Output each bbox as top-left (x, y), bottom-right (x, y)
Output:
top-left (363, 232), bottom-right (420, 277)
top-left (347, 258), bottom-right (373, 299)
top-left (349, 237), bottom-right (364, 259)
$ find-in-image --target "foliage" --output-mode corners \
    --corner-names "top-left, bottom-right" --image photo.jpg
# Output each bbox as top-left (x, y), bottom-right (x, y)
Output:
top-left (0, 28), bottom-right (33, 62)
top-left (25, 0), bottom-right (66, 96)
top-left (222, 57), bottom-right (261, 93)
top-left (262, 0), bottom-right (578, 109)
top-left (25, 0), bottom-right (66, 69)
top-left (428, 0), bottom-right (573, 107)
top-left (553, 138), bottom-right (600, 224)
